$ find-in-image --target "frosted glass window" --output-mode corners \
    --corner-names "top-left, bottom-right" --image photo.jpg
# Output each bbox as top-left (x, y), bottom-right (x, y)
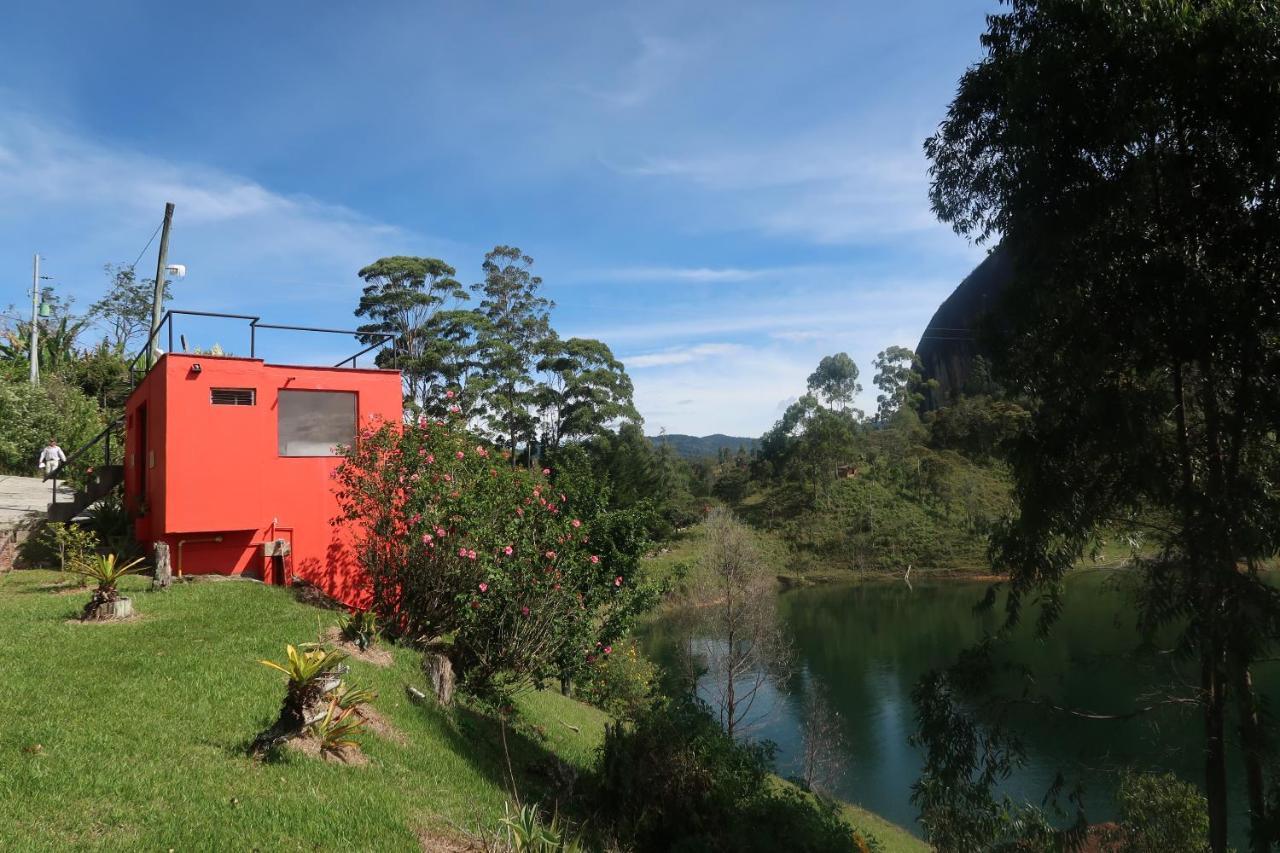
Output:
top-left (278, 390), bottom-right (356, 457)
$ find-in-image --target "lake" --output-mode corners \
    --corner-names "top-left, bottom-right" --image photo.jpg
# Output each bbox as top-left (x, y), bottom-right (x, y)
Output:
top-left (643, 571), bottom-right (1275, 842)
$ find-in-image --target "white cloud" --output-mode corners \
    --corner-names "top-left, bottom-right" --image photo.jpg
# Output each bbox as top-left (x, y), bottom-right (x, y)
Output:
top-left (0, 113), bottom-right (458, 317)
top-left (625, 342), bottom-right (745, 368)
top-left (576, 34), bottom-right (690, 109)
top-left (591, 264), bottom-right (816, 283)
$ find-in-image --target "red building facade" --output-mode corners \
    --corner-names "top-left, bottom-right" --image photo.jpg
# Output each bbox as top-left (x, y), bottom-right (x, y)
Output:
top-left (123, 353), bottom-right (401, 605)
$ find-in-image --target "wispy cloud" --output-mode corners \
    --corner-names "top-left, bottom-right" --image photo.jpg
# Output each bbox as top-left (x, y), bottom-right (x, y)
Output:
top-left (589, 264), bottom-right (818, 283)
top-left (575, 34), bottom-right (689, 109)
top-left (0, 113), bottom-right (457, 314)
top-left (607, 127), bottom-right (980, 251)
top-left (625, 342), bottom-right (745, 369)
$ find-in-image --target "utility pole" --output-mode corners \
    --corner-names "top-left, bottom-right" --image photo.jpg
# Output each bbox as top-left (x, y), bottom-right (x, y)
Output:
top-left (29, 254), bottom-right (39, 385)
top-left (147, 202), bottom-right (175, 369)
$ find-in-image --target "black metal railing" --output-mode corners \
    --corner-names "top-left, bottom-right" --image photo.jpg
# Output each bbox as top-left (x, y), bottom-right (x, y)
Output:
top-left (44, 416), bottom-right (124, 505)
top-left (126, 310), bottom-right (398, 386)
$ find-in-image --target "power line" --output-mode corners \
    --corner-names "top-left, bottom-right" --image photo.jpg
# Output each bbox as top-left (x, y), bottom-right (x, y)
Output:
top-left (128, 221), bottom-right (164, 270)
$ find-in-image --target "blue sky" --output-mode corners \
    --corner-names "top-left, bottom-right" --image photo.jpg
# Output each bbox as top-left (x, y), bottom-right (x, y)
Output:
top-left (0, 1), bottom-right (995, 436)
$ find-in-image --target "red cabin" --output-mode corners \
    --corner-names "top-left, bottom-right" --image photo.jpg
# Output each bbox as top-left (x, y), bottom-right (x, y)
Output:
top-left (123, 352), bottom-right (401, 605)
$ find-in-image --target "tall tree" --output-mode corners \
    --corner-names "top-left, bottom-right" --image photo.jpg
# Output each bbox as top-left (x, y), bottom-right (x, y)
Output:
top-left (925, 2), bottom-right (1280, 849)
top-left (535, 336), bottom-right (640, 449)
top-left (807, 352), bottom-right (862, 414)
top-left (90, 264), bottom-right (168, 352)
top-left (354, 256), bottom-right (468, 409)
top-left (872, 346), bottom-right (926, 423)
top-left (472, 246), bottom-right (554, 464)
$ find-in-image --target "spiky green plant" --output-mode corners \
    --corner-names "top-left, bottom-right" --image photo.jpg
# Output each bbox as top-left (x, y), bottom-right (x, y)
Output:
top-left (71, 553), bottom-right (146, 595)
top-left (258, 644), bottom-right (349, 732)
top-left (338, 609), bottom-right (379, 650)
top-left (309, 697), bottom-right (364, 757)
top-left (498, 802), bottom-right (583, 853)
top-left (334, 685), bottom-right (377, 712)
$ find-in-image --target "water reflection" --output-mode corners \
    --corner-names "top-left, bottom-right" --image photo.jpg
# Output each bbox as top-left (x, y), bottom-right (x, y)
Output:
top-left (643, 571), bottom-right (1274, 841)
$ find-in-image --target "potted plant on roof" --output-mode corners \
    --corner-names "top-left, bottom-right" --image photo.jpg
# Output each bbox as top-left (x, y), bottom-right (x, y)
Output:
top-left (73, 553), bottom-right (147, 620)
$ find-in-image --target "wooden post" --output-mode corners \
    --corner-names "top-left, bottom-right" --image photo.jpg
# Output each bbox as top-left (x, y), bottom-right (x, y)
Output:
top-left (153, 541), bottom-right (171, 590)
top-left (147, 203), bottom-right (175, 369)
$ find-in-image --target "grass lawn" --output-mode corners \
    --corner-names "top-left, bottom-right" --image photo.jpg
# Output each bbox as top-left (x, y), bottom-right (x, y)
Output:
top-left (0, 568), bottom-right (928, 851)
top-left (0, 570), bottom-right (607, 851)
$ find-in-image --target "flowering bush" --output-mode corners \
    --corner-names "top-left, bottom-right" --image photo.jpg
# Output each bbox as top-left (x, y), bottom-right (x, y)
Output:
top-left (577, 640), bottom-right (657, 719)
top-left (333, 410), bottom-right (657, 696)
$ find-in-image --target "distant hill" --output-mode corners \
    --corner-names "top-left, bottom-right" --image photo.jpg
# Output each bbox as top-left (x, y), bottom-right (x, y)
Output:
top-left (648, 433), bottom-right (760, 460)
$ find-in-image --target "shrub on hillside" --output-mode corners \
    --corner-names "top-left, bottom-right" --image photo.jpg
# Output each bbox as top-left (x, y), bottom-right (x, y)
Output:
top-left (577, 640), bottom-right (658, 719)
top-left (0, 375), bottom-right (102, 476)
top-left (1102, 772), bottom-right (1209, 853)
top-left (333, 408), bottom-right (659, 697)
top-left (595, 697), bottom-right (871, 852)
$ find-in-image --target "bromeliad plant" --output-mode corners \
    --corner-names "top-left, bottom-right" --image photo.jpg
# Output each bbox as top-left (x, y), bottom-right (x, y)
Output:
top-left (309, 696), bottom-right (365, 759)
top-left (257, 644), bottom-right (349, 736)
top-left (338, 609), bottom-right (379, 651)
top-left (333, 403), bottom-right (660, 697)
top-left (73, 553), bottom-right (146, 620)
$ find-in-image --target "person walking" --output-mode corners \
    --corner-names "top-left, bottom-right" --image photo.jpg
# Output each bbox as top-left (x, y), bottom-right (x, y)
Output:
top-left (38, 439), bottom-right (66, 477)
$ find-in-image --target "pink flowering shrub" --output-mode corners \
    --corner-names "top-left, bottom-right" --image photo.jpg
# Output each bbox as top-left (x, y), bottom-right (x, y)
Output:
top-left (334, 411), bottom-right (655, 695)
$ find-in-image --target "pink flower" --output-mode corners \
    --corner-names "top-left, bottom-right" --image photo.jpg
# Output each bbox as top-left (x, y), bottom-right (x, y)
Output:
top-left (590, 555), bottom-right (600, 564)
top-left (455, 450), bottom-right (465, 459)
top-left (467, 549), bottom-right (477, 560)
top-left (571, 519), bottom-right (581, 528)
top-left (449, 405), bottom-right (461, 413)
top-left (459, 547), bottom-right (469, 557)
top-left (604, 645), bottom-right (612, 655)
top-left (436, 527), bottom-right (447, 537)
top-left (503, 545), bottom-right (514, 556)
top-left (614, 575), bottom-right (622, 586)
top-left (446, 389), bottom-right (456, 399)
top-left (478, 582), bottom-right (488, 593)
top-left (546, 550), bottom-right (557, 559)
top-left (521, 606), bottom-right (530, 616)
top-left (516, 507), bottom-right (524, 517)
top-left (542, 468), bottom-right (551, 475)
top-left (422, 533), bottom-right (433, 543)
top-left (443, 474), bottom-right (453, 483)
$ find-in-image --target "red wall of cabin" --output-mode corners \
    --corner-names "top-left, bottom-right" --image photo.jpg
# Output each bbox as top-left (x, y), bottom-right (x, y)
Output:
top-left (123, 353), bottom-right (402, 607)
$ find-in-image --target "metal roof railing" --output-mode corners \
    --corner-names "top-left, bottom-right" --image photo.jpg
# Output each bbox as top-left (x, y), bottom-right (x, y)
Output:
top-left (126, 310), bottom-right (398, 386)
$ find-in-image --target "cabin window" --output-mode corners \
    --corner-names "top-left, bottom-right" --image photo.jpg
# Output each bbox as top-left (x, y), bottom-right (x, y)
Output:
top-left (278, 390), bottom-right (356, 457)
top-left (210, 388), bottom-right (256, 406)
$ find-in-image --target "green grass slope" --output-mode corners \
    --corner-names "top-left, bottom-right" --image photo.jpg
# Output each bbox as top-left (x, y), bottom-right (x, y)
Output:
top-left (0, 570), bottom-right (608, 852)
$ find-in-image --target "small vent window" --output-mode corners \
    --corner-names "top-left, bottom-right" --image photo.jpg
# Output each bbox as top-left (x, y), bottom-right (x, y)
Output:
top-left (211, 388), bottom-right (256, 406)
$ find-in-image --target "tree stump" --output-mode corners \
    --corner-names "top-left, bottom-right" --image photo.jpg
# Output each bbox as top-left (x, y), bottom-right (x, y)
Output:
top-left (86, 597), bottom-right (133, 620)
top-left (423, 653), bottom-right (455, 706)
top-left (152, 541), bottom-right (172, 591)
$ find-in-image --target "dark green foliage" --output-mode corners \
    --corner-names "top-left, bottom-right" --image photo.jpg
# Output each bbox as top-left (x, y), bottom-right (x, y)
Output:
top-left (353, 255), bottom-right (470, 411)
top-left (926, 395), bottom-right (1029, 463)
top-left (648, 433), bottom-right (760, 461)
top-left (535, 336), bottom-right (640, 449)
top-left (926, 1), bottom-right (1280, 848)
top-left (595, 697), bottom-right (866, 853)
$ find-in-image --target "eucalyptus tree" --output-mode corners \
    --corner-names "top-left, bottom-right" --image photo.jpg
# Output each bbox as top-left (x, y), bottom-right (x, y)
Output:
top-left (922, 2), bottom-right (1280, 849)
top-left (472, 246), bottom-right (554, 464)
top-left (806, 352), bottom-right (862, 415)
top-left (872, 346), bottom-right (926, 423)
top-left (535, 336), bottom-right (640, 450)
top-left (354, 256), bottom-right (468, 409)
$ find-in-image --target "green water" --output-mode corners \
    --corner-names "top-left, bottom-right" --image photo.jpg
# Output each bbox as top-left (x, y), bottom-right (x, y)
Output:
top-left (644, 571), bottom-right (1275, 841)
